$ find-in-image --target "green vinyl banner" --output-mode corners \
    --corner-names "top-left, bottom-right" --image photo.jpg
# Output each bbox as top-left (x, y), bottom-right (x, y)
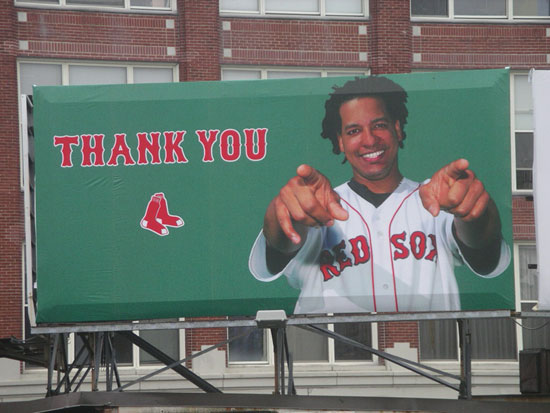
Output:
top-left (34, 69), bottom-right (514, 323)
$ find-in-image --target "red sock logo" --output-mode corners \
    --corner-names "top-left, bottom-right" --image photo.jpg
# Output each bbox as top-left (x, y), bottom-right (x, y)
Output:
top-left (154, 193), bottom-right (184, 227)
top-left (140, 193), bottom-right (184, 236)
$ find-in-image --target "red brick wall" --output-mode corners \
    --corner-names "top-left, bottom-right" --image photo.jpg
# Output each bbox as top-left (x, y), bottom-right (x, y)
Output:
top-left (221, 18), bottom-right (369, 69)
top-left (413, 24), bottom-right (550, 70)
top-left (0, 1), bottom-right (23, 340)
top-left (513, 196), bottom-right (536, 241)
top-left (369, 0), bottom-right (412, 74)
top-left (378, 321), bottom-right (419, 353)
top-left (185, 321), bottom-right (227, 368)
top-left (17, 9), bottom-right (177, 62)
top-left (180, 0), bottom-right (220, 81)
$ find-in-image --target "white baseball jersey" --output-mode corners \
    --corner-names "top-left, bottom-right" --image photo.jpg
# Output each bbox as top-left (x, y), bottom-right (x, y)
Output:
top-left (249, 178), bottom-right (510, 314)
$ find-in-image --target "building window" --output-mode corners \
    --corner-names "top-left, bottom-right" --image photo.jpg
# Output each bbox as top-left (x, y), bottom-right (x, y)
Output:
top-left (411, 0), bottom-right (550, 19)
top-left (14, 0), bottom-right (175, 12)
top-left (228, 322), bottom-right (374, 364)
top-left (72, 324), bottom-right (182, 368)
top-left (221, 67), bottom-right (369, 81)
top-left (220, 0), bottom-right (368, 17)
top-left (419, 318), bottom-right (517, 361)
top-left (512, 73), bottom-right (534, 192)
top-left (19, 61), bottom-right (178, 95)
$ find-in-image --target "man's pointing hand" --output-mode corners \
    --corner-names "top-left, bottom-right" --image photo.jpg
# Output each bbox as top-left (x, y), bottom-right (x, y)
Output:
top-left (265, 164), bottom-right (348, 253)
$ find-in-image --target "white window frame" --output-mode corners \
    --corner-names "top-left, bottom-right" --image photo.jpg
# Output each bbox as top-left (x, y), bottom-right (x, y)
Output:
top-left (14, 0), bottom-right (177, 14)
top-left (510, 71), bottom-right (533, 195)
top-left (227, 321), bottom-right (379, 367)
top-left (411, 0), bottom-right (550, 22)
top-left (65, 323), bottom-right (186, 370)
top-left (220, 0), bottom-right (369, 19)
top-left (18, 59), bottom-right (179, 92)
top-left (221, 66), bottom-right (370, 80)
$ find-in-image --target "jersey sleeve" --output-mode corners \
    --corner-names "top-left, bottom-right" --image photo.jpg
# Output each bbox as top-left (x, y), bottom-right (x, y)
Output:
top-left (443, 214), bottom-right (511, 278)
top-left (248, 228), bottom-right (324, 289)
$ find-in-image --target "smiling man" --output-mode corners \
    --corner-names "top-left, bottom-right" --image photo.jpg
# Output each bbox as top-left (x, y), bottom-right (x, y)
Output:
top-left (249, 76), bottom-right (510, 314)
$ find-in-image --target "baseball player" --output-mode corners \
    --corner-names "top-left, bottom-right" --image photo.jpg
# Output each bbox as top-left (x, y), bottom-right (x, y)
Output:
top-left (249, 76), bottom-right (510, 314)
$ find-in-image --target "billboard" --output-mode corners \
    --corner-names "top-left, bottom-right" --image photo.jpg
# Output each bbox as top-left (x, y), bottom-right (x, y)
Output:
top-left (33, 69), bottom-right (513, 323)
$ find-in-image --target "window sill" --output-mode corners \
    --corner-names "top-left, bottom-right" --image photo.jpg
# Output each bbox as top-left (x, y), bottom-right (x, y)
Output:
top-left (15, 3), bottom-right (177, 15)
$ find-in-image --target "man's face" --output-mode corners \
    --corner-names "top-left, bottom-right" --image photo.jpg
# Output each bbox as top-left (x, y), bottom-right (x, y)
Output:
top-left (337, 96), bottom-right (403, 192)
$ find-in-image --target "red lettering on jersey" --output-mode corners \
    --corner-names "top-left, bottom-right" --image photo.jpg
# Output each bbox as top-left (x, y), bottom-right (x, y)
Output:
top-left (54, 135), bottom-right (79, 167)
top-left (333, 240), bottom-right (352, 272)
top-left (220, 129), bottom-right (241, 162)
top-left (410, 231), bottom-right (427, 260)
top-left (391, 232), bottom-right (409, 260)
top-left (107, 134), bottom-right (136, 166)
top-left (164, 131), bottom-right (188, 164)
top-left (425, 234), bottom-right (438, 261)
top-left (244, 128), bottom-right (267, 161)
top-left (81, 134), bottom-right (105, 167)
top-left (137, 132), bottom-right (162, 165)
top-left (197, 129), bottom-right (219, 162)
top-left (320, 249), bottom-right (340, 281)
top-left (349, 235), bottom-right (370, 265)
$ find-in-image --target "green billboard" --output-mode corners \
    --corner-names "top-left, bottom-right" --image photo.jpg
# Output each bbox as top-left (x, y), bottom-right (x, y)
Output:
top-left (34, 69), bottom-right (513, 323)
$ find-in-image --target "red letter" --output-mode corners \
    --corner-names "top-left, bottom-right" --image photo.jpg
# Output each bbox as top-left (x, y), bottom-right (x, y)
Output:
top-left (81, 134), bottom-right (105, 167)
top-left (197, 130), bottom-right (219, 162)
top-left (350, 235), bottom-right (370, 265)
top-left (164, 131), bottom-right (188, 164)
top-left (107, 134), bottom-right (136, 166)
top-left (425, 234), bottom-right (438, 261)
top-left (220, 129), bottom-right (241, 162)
top-left (53, 135), bottom-right (79, 168)
top-left (333, 240), bottom-right (352, 273)
top-left (320, 250), bottom-right (340, 281)
top-left (391, 232), bottom-right (409, 260)
top-left (244, 128), bottom-right (267, 161)
top-left (137, 132), bottom-right (161, 165)
top-left (410, 231), bottom-right (427, 260)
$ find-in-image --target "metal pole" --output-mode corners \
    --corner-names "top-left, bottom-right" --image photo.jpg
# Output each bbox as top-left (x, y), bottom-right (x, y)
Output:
top-left (270, 328), bottom-right (280, 395)
top-left (93, 333), bottom-right (104, 392)
top-left (46, 334), bottom-right (59, 397)
top-left (458, 319), bottom-right (472, 399)
top-left (278, 328), bottom-right (285, 395)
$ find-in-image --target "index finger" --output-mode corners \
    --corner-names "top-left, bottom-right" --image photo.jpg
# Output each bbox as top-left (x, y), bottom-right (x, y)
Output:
top-left (297, 164), bottom-right (324, 186)
top-left (443, 158), bottom-right (470, 181)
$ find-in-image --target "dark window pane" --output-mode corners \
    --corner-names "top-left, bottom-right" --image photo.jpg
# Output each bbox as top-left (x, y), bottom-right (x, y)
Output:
top-left (514, 0), bottom-right (550, 17)
top-left (419, 320), bottom-right (458, 360)
top-left (111, 333), bottom-right (133, 364)
top-left (66, 0), bottom-right (124, 6)
top-left (516, 132), bottom-right (534, 169)
top-left (455, 0), bottom-right (506, 16)
top-left (411, 0), bottom-right (448, 16)
top-left (287, 325), bottom-right (328, 362)
top-left (334, 323), bottom-right (372, 361)
top-left (516, 170), bottom-right (533, 190)
top-left (471, 318), bottom-right (517, 359)
top-left (139, 329), bottom-right (179, 365)
top-left (228, 326), bottom-right (266, 362)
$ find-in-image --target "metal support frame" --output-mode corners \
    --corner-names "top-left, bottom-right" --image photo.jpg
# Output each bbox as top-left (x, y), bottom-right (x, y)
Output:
top-left (117, 331), bottom-right (221, 393)
top-left (300, 324), bottom-right (463, 394)
top-left (35, 310), bottom-right (531, 399)
top-left (270, 327), bottom-right (295, 395)
top-left (458, 319), bottom-right (472, 399)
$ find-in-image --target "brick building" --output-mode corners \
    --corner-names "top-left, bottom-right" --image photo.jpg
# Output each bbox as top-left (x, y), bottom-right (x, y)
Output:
top-left (0, 0), bottom-right (548, 402)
